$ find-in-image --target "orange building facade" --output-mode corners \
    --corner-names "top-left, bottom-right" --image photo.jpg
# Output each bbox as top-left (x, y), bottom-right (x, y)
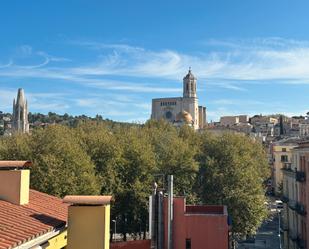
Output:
top-left (163, 197), bottom-right (229, 249)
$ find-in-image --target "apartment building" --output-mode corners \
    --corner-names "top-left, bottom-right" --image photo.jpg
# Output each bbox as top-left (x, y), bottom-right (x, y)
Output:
top-left (271, 139), bottom-right (298, 195)
top-left (282, 141), bottom-right (309, 249)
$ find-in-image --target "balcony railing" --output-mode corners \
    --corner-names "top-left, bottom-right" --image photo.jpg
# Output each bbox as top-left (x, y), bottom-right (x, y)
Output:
top-left (281, 195), bottom-right (289, 203)
top-left (296, 171), bottom-right (306, 182)
top-left (289, 230), bottom-right (298, 241)
top-left (282, 162), bottom-right (295, 172)
top-left (280, 220), bottom-right (289, 231)
top-left (296, 202), bottom-right (307, 216)
top-left (289, 200), bottom-right (297, 210)
top-left (297, 236), bottom-right (306, 249)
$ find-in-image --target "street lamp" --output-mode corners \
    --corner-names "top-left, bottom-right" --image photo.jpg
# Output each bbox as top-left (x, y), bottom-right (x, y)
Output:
top-left (112, 219), bottom-right (117, 242)
top-left (278, 209), bottom-right (282, 249)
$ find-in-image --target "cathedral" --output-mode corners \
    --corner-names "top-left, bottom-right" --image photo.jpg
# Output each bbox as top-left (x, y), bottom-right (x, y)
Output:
top-left (151, 69), bottom-right (207, 130)
top-left (12, 88), bottom-right (29, 133)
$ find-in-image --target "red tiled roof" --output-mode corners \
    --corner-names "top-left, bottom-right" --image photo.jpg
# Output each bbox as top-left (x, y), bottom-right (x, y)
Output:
top-left (0, 161), bottom-right (32, 169)
top-left (0, 190), bottom-right (68, 249)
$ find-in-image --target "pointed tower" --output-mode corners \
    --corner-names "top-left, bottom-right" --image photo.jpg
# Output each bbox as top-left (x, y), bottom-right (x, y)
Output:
top-left (183, 68), bottom-right (197, 98)
top-left (12, 88), bottom-right (29, 133)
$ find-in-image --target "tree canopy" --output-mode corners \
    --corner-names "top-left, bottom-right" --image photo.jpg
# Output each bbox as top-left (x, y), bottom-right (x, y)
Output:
top-left (0, 120), bottom-right (269, 238)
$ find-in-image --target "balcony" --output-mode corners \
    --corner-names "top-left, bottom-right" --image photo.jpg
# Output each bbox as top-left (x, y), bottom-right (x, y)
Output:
top-left (289, 230), bottom-right (298, 241)
top-left (280, 220), bottom-right (289, 231)
top-left (289, 200), bottom-right (297, 210)
top-left (296, 171), bottom-right (306, 182)
top-left (296, 202), bottom-right (307, 216)
top-left (297, 236), bottom-right (306, 249)
top-left (281, 195), bottom-right (289, 203)
top-left (282, 162), bottom-right (294, 172)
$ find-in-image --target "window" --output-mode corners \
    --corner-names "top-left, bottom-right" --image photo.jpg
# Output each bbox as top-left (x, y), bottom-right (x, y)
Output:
top-left (282, 148), bottom-right (287, 152)
top-left (186, 239), bottom-right (191, 249)
top-left (165, 111), bottom-right (173, 119)
top-left (281, 155), bottom-right (288, 162)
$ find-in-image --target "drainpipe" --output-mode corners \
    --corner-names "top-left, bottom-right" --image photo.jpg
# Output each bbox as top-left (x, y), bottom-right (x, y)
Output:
top-left (167, 175), bottom-right (173, 249)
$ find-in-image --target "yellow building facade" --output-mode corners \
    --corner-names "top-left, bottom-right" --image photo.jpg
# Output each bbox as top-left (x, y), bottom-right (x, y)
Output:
top-left (272, 143), bottom-right (296, 194)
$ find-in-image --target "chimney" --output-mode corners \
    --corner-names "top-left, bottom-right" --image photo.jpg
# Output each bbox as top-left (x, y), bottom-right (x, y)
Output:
top-left (0, 161), bottom-right (31, 205)
top-left (63, 195), bottom-right (112, 249)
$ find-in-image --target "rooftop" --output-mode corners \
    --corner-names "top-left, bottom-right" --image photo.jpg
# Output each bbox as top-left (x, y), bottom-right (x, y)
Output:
top-left (186, 205), bottom-right (227, 215)
top-left (0, 189), bottom-right (68, 249)
top-left (0, 161), bottom-right (31, 169)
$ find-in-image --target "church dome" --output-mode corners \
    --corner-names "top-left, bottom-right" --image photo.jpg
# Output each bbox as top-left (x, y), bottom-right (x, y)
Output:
top-left (183, 68), bottom-right (196, 80)
top-left (176, 111), bottom-right (193, 124)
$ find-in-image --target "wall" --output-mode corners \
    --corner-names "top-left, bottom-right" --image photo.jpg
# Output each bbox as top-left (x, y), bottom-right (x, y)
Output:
top-left (272, 145), bottom-right (295, 194)
top-left (67, 205), bottom-right (110, 249)
top-left (220, 116), bottom-right (239, 126)
top-left (151, 97), bottom-right (183, 121)
top-left (111, 240), bottom-right (151, 249)
top-left (0, 169), bottom-right (29, 205)
top-left (41, 230), bottom-right (68, 249)
top-left (163, 197), bottom-right (229, 249)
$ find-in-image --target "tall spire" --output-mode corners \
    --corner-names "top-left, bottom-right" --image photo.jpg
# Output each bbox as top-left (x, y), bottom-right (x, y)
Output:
top-left (16, 88), bottom-right (25, 106)
top-left (12, 88), bottom-right (29, 133)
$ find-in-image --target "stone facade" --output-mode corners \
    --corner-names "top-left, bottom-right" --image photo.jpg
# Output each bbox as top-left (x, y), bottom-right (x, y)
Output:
top-left (151, 70), bottom-right (206, 130)
top-left (12, 88), bottom-right (29, 133)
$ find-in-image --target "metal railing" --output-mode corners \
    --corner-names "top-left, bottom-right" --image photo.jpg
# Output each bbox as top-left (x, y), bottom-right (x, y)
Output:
top-left (281, 195), bottom-right (289, 203)
top-left (297, 235), bottom-right (306, 249)
top-left (289, 200), bottom-right (297, 210)
top-left (296, 202), bottom-right (307, 216)
top-left (289, 229), bottom-right (298, 241)
top-left (280, 219), bottom-right (289, 231)
top-left (296, 171), bottom-right (306, 182)
top-left (281, 162), bottom-right (295, 172)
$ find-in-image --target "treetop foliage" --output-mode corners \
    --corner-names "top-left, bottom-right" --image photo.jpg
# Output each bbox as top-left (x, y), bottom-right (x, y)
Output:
top-left (0, 119), bottom-right (269, 238)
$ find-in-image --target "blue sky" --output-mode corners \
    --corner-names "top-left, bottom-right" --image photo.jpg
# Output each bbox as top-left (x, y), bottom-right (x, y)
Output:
top-left (1, 0), bottom-right (309, 122)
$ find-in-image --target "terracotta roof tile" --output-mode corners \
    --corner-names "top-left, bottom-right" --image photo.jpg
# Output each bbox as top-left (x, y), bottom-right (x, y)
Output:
top-left (0, 189), bottom-right (68, 249)
top-left (63, 195), bottom-right (112, 205)
top-left (0, 161), bottom-right (32, 169)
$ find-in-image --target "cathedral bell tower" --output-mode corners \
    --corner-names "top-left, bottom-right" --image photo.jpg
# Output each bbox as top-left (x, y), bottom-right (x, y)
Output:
top-left (183, 68), bottom-right (197, 98)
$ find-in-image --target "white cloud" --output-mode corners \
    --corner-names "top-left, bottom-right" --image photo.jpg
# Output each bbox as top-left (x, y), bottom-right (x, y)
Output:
top-left (66, 39), bottom-right (309, 85)
top-left (3, 38), bottom-right (309, 88)
top-left (1, 38), bottom-right (309, 121)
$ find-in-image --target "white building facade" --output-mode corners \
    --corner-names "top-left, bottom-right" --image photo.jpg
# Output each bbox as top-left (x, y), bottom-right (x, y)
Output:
top-left (151, 69), bottom-right (206, 130)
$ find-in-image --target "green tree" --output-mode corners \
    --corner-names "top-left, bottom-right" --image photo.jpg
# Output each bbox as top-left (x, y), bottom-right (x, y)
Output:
top-left (0, 125), bottom-right (99, 197)
top-left (113, 126), bottom-right (157, 240)
top-left (77, 122), bottom-right (157, 239)
top-left (196, 132), bottom-right (269, 237)
top-left (144, 120), bottom-right (199, 202)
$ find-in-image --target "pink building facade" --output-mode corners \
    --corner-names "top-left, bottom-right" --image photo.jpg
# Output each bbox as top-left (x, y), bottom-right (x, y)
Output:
top-left (163, 197), bottom-right (229, 249)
